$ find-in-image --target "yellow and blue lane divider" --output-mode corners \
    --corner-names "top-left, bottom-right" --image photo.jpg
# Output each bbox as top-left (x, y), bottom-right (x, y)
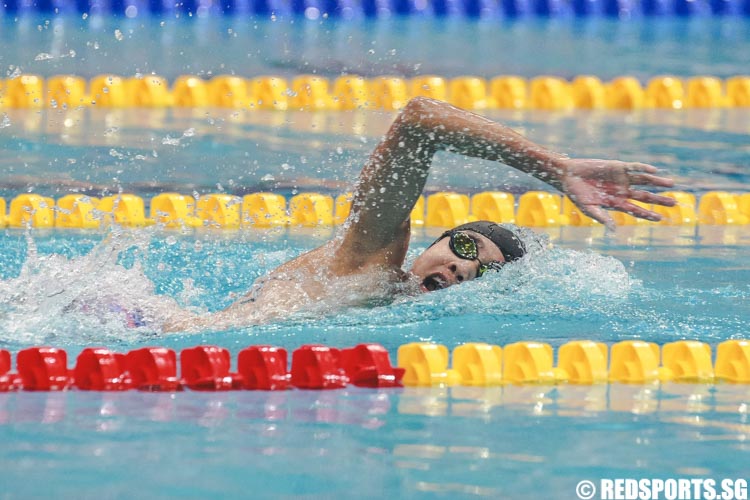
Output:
top-left (1, 190), bottom-right (748, 229)
top-left (1, 74), bottom-right (749, 110)
top-left (1, 339), bottom-right (749, 392)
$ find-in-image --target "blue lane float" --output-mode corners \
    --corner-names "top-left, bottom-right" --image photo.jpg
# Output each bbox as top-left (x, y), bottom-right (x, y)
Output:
top-left (572, 0), bottom-right (638, 16)
top-left (0, 0), bottom-right (748, 17)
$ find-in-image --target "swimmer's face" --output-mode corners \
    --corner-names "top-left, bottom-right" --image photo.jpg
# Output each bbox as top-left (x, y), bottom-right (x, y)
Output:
top-left (410, 230), bottom-right (506, 292)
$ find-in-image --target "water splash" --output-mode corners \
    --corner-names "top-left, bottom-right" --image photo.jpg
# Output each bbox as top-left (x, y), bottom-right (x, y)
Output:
top-left (0, 225), bottom-right (636, 345)
top-left (252, 228), bottom-right (639, 344)
top-left (7, 224), bottom-right (740, 349)
top-left (358, 242), bottom-right (634, 325)
top-left (0, 228), bottom-right (190, 346)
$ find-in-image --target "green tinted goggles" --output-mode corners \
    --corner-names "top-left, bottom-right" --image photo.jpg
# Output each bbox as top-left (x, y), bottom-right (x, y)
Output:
top-left (445, 230), bottom-right (504, 277)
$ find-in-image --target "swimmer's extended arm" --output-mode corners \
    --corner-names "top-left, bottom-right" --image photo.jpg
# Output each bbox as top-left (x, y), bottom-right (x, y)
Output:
top-left (343, 97), bottom-right (676, 249)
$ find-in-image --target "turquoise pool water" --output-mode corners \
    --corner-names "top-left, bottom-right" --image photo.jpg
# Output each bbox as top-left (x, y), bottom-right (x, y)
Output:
top-left (1, 15), bottom-right (750, 500)
top-left (1, 384), bottom-right (749, 498)
top-left (0, 223), bottom-right (749, 498)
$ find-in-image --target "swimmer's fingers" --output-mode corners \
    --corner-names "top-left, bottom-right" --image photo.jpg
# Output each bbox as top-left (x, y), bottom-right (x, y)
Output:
top-left (582, 200), bottom-right (663, 230)
top-left (579, 204), bottom-right (616, 231)
top-left (624, 162), bottom-right (659, 174)
top-left (628, 190), bottom-right (678, 207)
top-left (611, 199), bottom-right (663, 222)
top-left (628, 172), bottom-right (675, 188)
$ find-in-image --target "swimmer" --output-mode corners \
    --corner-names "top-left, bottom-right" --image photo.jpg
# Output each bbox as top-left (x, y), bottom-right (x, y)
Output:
top-left (163, 97), bottom-right (675, 331)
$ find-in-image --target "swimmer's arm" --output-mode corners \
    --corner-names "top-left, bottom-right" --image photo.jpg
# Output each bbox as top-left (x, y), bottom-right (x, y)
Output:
top-left (160, 302), bottom-right (250, 333)
top-left (161, 281), bottom-right (295, 333)
top-left (344, 97), bottom-right (676, 241)
top-left (161, 309), bottom-right (214, 333)
top-left (161, 307), bottom-right (255, 333)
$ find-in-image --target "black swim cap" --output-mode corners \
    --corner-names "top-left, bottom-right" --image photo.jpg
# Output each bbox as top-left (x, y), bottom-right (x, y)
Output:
top-left (438, 221), bottom-right (527, 263)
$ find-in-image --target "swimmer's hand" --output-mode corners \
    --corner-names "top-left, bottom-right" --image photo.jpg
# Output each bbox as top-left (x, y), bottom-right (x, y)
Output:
top-left (555, 158), bottom-right (676, 230)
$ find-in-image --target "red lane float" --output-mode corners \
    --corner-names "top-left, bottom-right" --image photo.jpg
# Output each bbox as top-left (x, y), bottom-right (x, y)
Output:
top-left (0, 349), bottom-right (20, 391)
top-left (125, 347), bottom-right (183, 391)
top-left (291, 345), bottom-right (348, 389)
top-left (17, 347), bottom-right (71, 391)
top-left (0, 350), bottom-right (9, 375)
top-left (237, 346), bottom-right (290, 390)
top-left (73, 347), bottom-right (131, 391)
top-left (180, 346), bottom-right (243, 391)
top-left (0, 343), bottom-right (404, 392)
top-left (341, 343), bottom-right (405, 388)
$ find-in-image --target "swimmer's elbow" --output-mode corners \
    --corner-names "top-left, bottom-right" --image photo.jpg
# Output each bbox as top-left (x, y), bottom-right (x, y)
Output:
top-left (396, 97), bottom-right (457, 138)
top-left (377, 97), bottom-right (448, 157)
top-left (399, 96), bottom-right (441, 124)
top-left (405, 95), bottom-right (439, 111)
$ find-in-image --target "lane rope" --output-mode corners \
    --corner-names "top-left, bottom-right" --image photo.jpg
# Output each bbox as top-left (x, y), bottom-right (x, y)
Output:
top-left (2, 74), bottom-right (748, 110)
top-left (1, 339), bottom-right (748, 392)
top-left (0, 0), bottom-right (746, 18)
top-left (1, 191), bottom-right (748, 229)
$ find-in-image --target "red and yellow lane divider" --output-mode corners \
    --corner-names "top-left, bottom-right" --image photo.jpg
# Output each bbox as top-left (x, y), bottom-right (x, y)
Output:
top-left (1, 339), bottom-right (749, 392)
top-left (1, 74), bottom-right (749, 110)
top-left (0, 190), bottom-right (748, 230)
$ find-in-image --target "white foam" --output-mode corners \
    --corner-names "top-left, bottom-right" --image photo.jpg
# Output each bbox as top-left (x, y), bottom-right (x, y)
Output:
top-left (0, 229), bottom-right (190, 344)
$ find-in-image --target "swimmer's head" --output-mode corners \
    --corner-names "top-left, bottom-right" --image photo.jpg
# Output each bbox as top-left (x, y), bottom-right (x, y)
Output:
top-left (410, 221), bottom-right (526, 292)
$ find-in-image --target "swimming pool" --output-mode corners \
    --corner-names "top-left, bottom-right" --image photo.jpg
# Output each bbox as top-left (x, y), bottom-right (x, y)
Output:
top-left (1, 223), bottom-right (750, 498)
top-left (2, 14), bottom-right (750, 500)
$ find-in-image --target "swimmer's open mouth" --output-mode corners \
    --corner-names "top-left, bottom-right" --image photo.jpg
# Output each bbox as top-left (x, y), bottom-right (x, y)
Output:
top-left (422, 273), bottom-right (448, 292)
